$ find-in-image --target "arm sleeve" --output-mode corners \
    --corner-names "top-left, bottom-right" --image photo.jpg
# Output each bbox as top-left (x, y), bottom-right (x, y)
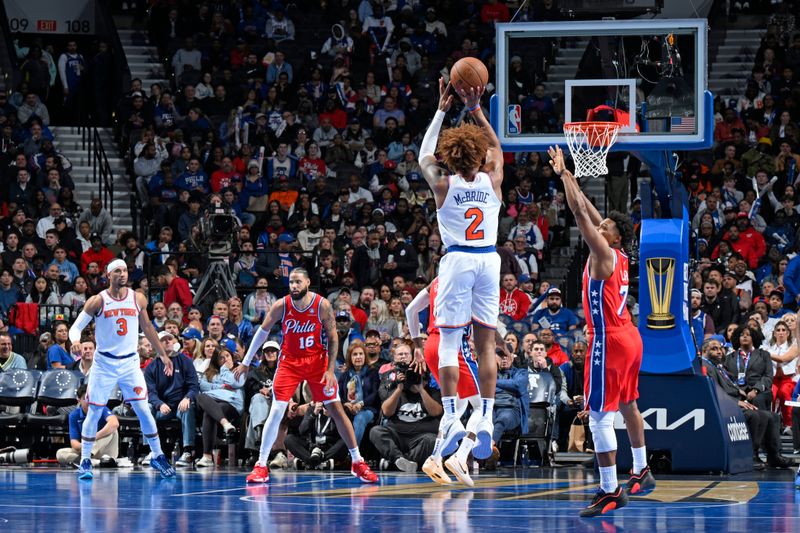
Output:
top-left (69, 311), bottom-right (93, 344)
top-left (419, 110), bottom-right (445, 159)
top-left (405, 287), bottom-right (429, 338)
top-left (242, 326), bottom-right (270, 366)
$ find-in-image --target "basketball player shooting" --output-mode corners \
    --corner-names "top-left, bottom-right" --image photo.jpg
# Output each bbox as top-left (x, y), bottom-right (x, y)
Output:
top-left (547, 146), bottom-right (655, 517)
top-left (418, 79), bottom-right (503, 471)
top-left (233, 268), bottom-right (378, 484)
top-left (68, 259), bottom-right (177, 480)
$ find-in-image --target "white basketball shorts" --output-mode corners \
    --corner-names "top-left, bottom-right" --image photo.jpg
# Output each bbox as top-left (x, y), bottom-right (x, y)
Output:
top-left (434, 249), bottom-right (501, 329)
top-left (86, 354), bottom-right (148, 406)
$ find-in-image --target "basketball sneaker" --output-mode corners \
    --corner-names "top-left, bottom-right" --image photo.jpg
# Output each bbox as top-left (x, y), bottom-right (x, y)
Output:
top-left (444, 455), bottom-right (474, 487)
top-left (579, 486), bottom-right (629, 517)
top-left (351, 460), bottom-right (378, 483)
top-left (422, 456), bottom-right (453, 485)
top-left (440, 418), bottom-right (467, 457)
top-left (246, 463), bottom-right (270, 483)
top-left (150, 454), bottom-right (177, 478)
top-left (473, 418), bottom-right (494, 459)
top-left (625, 466), bottom-right (656, 495)
top-left (77, 458), bottom-right (93, 480)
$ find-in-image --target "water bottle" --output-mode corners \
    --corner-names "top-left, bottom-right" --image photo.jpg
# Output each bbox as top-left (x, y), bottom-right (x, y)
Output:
top-left (520, 444), bottom-right (529, 467)
top-left (171, 447), bottom-right (179, 465)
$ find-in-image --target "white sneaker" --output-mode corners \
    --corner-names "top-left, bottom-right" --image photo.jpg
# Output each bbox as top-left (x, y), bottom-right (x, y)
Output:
top-left (550, 440), bottom-right (559, 454)
top-left (195, 456), bottom-right (215, 468)
top-left (269, 451), bottom-right (288, 469)
top-left (473, 418), bottom-right (494, 459)
top-left (395, 457), bottom-right (418, 473)
top-left (444, 455), bottom-right (474, 487)
top-left (116, 457), bottom-right (134, 468)
top-left (175, 452), bottom-right (193, 467)
top-left (141, 452), bottom-right (153, 466)
top-left (440, 418), bottom-right (467, 457)
top-left (379, 458), bottom-right (390, 471)
top-left (422, 456), bottom-right (453, 485)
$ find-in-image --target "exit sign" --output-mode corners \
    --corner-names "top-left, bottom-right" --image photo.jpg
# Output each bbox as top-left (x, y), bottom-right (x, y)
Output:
top-left (36, 19), bottom-right (56, 31)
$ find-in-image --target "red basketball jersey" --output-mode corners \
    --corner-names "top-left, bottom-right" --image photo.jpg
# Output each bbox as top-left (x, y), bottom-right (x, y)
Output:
top-left (582, 248), bottom-right (633, 333)
top-left (281, 293), bottom-right (326, 359)
top-left (427, 278), bottom-right (440, 336)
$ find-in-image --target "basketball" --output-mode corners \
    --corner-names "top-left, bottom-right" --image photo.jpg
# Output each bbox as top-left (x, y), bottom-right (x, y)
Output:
top-left (450, 57), bottom-right (489, 91)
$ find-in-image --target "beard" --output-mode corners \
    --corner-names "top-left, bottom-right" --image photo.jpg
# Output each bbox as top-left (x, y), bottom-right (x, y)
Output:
top-left (547, 303), bottom-right (560, 312)
top-left (291, 288), bottom-right (308, 301)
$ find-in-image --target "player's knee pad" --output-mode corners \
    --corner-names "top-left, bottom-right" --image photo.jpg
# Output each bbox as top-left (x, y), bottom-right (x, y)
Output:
top-left (130, 399), bottom-right (158, 435)
top-left (81, 404), bottom-right (105, 438)
top-left (438, 327), bottom-right (462, 369)
top-left (588, 410), bottom-right (618, 454)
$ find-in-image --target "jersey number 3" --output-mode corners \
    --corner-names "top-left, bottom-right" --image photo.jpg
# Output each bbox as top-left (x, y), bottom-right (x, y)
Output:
top-left (116, 318), bottom-right (128, 336)
top-left (464, 208), bottom-right (485, 241)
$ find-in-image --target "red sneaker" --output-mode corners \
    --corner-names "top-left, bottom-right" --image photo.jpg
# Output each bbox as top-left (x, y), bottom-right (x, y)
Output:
top-left (246, 463), bottom-right (269, 483)
top-left (351, 460), bottom-right (378, 483)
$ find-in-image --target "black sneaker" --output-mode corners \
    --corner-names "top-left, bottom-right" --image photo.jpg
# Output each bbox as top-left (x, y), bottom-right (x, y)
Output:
top-left (625, 466), bottom-right (656, 495)
top-left (579, 486), bottom-right (629, 517)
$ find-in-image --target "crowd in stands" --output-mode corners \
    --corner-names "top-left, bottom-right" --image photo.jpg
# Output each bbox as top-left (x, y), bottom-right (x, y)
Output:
top-left (2, 0), bottom-right (800, 472)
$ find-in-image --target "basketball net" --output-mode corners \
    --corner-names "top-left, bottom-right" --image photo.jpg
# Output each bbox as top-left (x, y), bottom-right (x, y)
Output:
top-left (563, 122), bottom-right (621, 178)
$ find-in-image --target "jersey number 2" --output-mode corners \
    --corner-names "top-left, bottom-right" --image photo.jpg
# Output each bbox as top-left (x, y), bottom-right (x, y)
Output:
top-left (115, 318), bottom-right (128, 336)
top-left (464, 208), bottom-right (484, 241)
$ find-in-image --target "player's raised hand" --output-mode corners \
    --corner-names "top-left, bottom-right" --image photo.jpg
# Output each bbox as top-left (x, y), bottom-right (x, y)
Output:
top-left (412, 347), bottom-right (427, 373)
top-left (548, 145), bottom-right (566, 176)
top-left (233, 363), bottom-right (249, 380)
top-left (438, 78), bottom-right (453, 112)
top-left (160, 354), bottom-right (174, 376)
top-left (455, 85), bottom-right (484, 109)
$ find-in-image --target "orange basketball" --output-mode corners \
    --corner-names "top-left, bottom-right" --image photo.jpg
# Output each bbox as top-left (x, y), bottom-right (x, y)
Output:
top-left (450, 57), bottom-right (489, 91)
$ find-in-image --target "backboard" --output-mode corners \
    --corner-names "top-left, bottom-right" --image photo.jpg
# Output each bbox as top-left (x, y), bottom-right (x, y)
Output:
top-left (492, 19), bottom-right (712, 153)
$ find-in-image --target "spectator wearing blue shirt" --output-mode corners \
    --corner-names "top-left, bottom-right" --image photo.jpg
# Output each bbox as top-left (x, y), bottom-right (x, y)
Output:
top-left (146, 331), bottom-right (199, 466)
top-left (784, 254), bottom-right (800, 311)
top-left (529, 287), bottom-right (579, 335)
top-left (0, 270), bottom-right (19, 318)
top-left (48, 246), bottom-right (80, 284)
top-left (492, 350), bottom-right (530, 445)
top-left (56, 384), bottom-right (120, 466)
top-left (0, 333), bottom-right (26, 372)
top-left (176, 158), bottom-right (210, 194)
top-left (47, 322), bottom-right (74, 369)
top-left (768, 290), bottom-right (791, 319)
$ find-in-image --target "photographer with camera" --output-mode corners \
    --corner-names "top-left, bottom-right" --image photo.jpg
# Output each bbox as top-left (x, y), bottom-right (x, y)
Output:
top-left (369, 340), bottom-right (442, 472)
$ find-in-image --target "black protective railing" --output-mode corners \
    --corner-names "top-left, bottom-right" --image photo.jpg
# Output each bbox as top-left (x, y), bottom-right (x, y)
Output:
top-left (80, 126), bottom-right (116, 217)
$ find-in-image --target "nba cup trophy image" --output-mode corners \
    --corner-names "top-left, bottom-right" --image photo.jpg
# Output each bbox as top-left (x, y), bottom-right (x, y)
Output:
top-left (646, 257), bottom-right (676, 329)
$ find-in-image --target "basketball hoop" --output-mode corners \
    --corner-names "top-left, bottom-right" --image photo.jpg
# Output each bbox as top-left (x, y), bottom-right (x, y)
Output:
top-left (563, 122), bottom-right (621, 178)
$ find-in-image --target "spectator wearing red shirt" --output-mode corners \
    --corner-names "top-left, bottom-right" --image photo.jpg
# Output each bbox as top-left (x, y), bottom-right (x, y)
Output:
top-left (480, 0), bottom-right (511, 23)
top-left (714, 108), bottom-right (746, 144)
top-left (500, 272), bottom-right (532, 321)
top-left (299, 143), bottom-right (327, 181)
top-left (538, 328), bottom-right (569, 366)
top-left (80, 233), bottom-right (114, 274)
top-left (210, 157), bottom-right (242, 193)
top-left (159, 265), bottom-right (193, 310)
top-left (713, 213), bottom-right (766, 269)
top-left (319, 101), bottom-right (348, 131)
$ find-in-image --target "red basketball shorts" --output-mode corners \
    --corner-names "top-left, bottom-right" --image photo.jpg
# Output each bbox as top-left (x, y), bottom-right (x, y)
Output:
top-left (425, 332), bottom-right (480, 399)
top-left (272, 354), bottom-right (339, 403)
top-left (584, 326), bottom-right (643, 412)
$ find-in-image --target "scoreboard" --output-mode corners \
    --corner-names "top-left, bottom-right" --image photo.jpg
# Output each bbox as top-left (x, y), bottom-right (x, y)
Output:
top-left (4, 0), bottom-right (95, 35)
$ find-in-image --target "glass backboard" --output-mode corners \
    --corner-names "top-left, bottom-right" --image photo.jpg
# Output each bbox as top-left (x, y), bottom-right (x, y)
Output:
top-left (492, 19), bottom-right (711, 152)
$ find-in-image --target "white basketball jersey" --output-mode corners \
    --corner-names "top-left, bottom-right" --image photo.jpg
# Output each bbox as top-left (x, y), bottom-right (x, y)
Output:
top-left (437, 172), bottom-right (501, 248)
top-left (94, 289), bottom-right (141, 356)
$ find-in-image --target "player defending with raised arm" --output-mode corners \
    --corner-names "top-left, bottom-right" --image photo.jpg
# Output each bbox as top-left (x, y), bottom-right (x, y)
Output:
top-left (547, 146), bottom-right (655, 517)
top-left (69, 259), bottom-right (176, 480)
top-left (233, 268), bottom-right (377, 484)
top-left (417, 80), bottom-right (504, 467)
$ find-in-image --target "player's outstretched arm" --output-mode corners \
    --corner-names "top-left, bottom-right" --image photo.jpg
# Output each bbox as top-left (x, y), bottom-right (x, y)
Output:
top-left (137, 292), bottom-right (173, 376)
top-left (404, 285), bottom-right (430, 372)
top-left (419, 78), bottom-right (452, 199)
top-left (457, 85), bottom-right (504, 195)
top-left (319, 298), bottom-right (339, 391)
top-left (548, 146), bottom-right (614, 275)
top-left (68, 295), bottom-right (101, 356)
top-left (235, 298), bottom-right (285, 378)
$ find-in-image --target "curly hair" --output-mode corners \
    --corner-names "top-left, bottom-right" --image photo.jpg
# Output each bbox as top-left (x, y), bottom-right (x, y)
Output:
top-left (438, 123), bottom-right (490, 176)
top-left (607, 210), bottom-right (634, 250)
top-left (730, 324), bottom-right (764, 350)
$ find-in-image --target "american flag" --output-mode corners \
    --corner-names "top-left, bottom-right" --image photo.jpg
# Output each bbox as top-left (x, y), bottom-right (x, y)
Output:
top-left (670, 116), bottom-right (696, 133)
